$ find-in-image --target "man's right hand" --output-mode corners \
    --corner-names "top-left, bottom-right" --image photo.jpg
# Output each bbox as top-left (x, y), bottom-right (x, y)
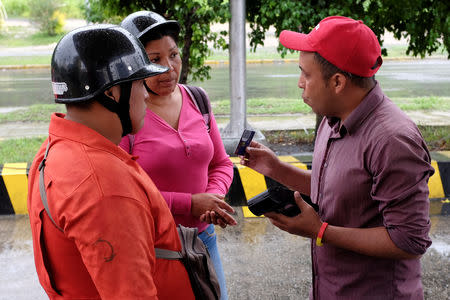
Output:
top-left (239, 141), bottom-right (279, 177)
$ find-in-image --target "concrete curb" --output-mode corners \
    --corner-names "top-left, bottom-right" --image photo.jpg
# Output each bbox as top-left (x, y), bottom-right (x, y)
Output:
top-left (1, 153), bottom-right (449, 216)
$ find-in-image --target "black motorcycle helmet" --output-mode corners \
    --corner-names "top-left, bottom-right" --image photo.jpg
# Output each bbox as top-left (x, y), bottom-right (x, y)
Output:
top-left (120, 11), bottom-right (180, 46)
top-left (51, 24), bottom-right (168, 136)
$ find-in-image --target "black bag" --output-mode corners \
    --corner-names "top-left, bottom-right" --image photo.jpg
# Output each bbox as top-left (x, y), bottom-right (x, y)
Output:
top-left (183, 84), bottom-right (211, 132)
top-left (155, 225), bottom-right (221, 300)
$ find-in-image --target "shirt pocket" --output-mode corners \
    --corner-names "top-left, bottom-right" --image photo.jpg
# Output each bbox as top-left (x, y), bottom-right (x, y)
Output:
top-left (36, 209), bottom-right (64, 297)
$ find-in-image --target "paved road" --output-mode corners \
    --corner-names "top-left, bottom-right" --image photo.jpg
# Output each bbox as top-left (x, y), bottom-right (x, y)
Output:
top-left (1, 212), bottom-right (449, 300)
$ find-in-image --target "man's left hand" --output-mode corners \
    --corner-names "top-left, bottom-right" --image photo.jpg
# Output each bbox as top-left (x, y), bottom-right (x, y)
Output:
top-left (265, 192), bottom-right (322, 239)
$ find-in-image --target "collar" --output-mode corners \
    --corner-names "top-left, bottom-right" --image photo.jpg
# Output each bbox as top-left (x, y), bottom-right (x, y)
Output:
top-left (326, 82), bottom-right (385, 137)
top-left (48, 113), bottom-right (131, 161)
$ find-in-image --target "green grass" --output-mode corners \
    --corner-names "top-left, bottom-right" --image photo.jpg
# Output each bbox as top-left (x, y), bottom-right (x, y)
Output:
top-left (0, 55), bottom-right (51, 65)
top-left (264, 129), bottom-right (316, 145)
top-left (207, 47), bottom-right (300, 61)
top-left (419, 126), bottom-right (450, 151)
top-left (0, 136), bottom-right (46, 164)
top-left (0, 104), bottom-right (65, 123)
top-left (212, 98), bottom-right (312, 115)
top-left (0, 125), bottom-right (448, 164)
top-left (392, 97), bottom-right (450, 111)
top-left (211, 96), bottom-right (449, 115)
top-left (0, 29), bottom-right (65, 47)
top-left (383, 44), bottom-right (448, 59)
top-left (1, 97), bottom-right (447, 124)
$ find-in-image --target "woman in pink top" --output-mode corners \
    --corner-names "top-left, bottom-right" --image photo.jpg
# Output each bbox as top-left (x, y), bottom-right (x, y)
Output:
top-left (120, 11), bottom-right (236, 299)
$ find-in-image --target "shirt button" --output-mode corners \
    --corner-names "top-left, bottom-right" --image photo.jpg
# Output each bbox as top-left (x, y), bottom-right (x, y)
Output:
top-left (324, 162), bottom-right (328, 168)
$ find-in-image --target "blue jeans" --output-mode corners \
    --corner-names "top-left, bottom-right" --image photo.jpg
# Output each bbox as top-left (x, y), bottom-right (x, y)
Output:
top-left (198, 224), bottom-right (228, 300)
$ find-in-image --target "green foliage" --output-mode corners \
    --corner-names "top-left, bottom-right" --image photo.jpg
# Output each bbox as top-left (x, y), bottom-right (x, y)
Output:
top-left (0, 137), bottom-right (46, 164)
top-left (247, 0), bottom-right (450, 59)
top-left (4, 0), bottom-right (84, 18)
top-left (88, 0), bottom-right (449, 82)
top-left (3, 0), bottom-right (28, 17)
top-left (87, 0), bottom-right (230, 83)
top-left (0, 1), bottom-right (7, 30)
top-left (29, 0), bottom-right (66, 36)
top-left (60, 0), bottom-right (85, 19)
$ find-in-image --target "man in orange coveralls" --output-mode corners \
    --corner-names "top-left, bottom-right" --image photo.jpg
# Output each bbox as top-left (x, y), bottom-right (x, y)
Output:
top-left (27, 24), bottom-right (195, 299)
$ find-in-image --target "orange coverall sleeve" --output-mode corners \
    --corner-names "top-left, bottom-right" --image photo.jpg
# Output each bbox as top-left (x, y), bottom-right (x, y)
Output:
top-left (65, 193), bottom-right (159, 300)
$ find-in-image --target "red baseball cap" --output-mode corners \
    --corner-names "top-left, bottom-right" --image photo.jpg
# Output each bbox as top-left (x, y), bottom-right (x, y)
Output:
top-left (279, 16), bottom-right (383, 77)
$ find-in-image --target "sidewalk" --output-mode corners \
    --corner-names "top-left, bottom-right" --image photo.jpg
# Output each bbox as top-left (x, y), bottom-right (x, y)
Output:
top-left (1, 111), bottom-right (449, 140)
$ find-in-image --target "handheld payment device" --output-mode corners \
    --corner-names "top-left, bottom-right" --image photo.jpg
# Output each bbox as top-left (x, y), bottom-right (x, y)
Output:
top-left (234, 129), bottom-right (255, 156)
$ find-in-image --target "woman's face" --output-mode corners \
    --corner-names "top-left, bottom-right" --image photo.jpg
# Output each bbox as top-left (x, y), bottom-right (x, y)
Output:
top-left (144, 36), bottom-right (181, 96)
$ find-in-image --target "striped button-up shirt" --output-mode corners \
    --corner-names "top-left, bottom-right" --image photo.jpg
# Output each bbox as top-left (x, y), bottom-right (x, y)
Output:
top-left (310, 83), bottom-right (433, 299)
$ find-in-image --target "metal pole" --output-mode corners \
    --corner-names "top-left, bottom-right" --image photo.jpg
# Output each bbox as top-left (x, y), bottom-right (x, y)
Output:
top-left (221, 0), bottom-right (264, 154)
top-left (228, 0), bottom-right (246, 137)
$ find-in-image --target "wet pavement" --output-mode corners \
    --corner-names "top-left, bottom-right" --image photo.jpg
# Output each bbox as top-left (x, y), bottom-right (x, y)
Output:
top-left (1, 212), bottom-right (449, 299)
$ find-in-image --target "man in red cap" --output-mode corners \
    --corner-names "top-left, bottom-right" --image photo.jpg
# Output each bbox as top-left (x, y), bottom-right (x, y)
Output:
top-left (241, 16), bottom-right (434, 299)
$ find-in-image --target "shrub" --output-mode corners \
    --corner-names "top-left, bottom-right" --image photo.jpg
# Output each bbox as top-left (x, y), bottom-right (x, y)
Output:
top-left (3, 0), bottom-right (28, 17)
top-left (0, 0), bottom-right (7, 31)
top-left (4, 0), bottom-right (84, 18)
top-left (29, 0), bottom-right (66, 36)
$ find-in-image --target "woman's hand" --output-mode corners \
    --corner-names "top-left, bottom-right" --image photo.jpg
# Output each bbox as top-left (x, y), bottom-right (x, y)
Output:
top-left (191, 193), bottom-right (237, 227)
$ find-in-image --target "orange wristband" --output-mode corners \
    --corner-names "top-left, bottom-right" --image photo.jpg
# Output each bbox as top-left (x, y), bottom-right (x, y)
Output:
top-left (316, 222), bottom-right (328, 246)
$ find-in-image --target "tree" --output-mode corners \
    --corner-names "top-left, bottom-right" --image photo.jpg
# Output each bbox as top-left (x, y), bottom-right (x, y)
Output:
top-left (29, 0), bottom-right (66, 36)
top-left (246, 0), bottom-right (449, 136)
top-left (87, 0), bottom-right (230, 84)
top-left (0, 0), bottom-right (7, 31)
top-left (247, 0), bottom-right (449, 58)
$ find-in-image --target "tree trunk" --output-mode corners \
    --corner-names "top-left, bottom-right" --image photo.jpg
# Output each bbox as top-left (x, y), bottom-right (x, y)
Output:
top-left (179, 18), bottom-right (193, 84)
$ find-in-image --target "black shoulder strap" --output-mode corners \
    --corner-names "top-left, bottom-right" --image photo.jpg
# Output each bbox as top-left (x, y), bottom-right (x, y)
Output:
top-left (183, 85), bottom-right (211, 132)
top-left (39, 140), bottom-right (186, 259)
top-left (39, 140), bottom-right (64, 232)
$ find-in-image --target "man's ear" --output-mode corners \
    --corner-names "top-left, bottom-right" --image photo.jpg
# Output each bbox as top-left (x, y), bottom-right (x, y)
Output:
top-left (104, 86), bottom-right (121, 102)
top-left (331, 73), bottom-right (347, 94)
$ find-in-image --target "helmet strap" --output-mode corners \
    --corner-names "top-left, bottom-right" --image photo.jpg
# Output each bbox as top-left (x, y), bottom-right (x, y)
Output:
top-left (144, 81), bottom-right (158, 95)
top-left (97, 82), bottom-right (133, 137)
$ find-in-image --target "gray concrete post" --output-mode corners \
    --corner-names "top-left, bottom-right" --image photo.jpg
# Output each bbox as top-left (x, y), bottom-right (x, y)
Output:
top-left (221, 0), bottom-right (265, 155)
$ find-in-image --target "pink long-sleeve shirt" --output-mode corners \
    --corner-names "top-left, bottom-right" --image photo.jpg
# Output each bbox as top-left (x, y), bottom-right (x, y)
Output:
top-left (120, 84), bottom-right (233, 232)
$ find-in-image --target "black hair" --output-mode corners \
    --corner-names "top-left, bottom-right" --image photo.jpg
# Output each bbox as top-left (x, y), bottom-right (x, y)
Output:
top-left (314, 52), bottom-right (375, 90)
top-left (65, 99), bottom-right (95, 110)
top-left (142, 25), bottom-right (179, 45)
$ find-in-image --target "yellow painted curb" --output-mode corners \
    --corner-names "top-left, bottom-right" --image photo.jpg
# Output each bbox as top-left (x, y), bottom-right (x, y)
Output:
top-left (1, 163), bottom-right (28, 214)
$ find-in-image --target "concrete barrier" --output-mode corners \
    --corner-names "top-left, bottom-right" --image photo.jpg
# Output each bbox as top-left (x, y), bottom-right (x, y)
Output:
top-left (1, 154), bottom-right (449, 216)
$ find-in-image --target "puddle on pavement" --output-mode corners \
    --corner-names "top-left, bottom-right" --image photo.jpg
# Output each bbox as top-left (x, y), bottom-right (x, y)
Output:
top-left (429, 239), bottom-right (450, 256)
